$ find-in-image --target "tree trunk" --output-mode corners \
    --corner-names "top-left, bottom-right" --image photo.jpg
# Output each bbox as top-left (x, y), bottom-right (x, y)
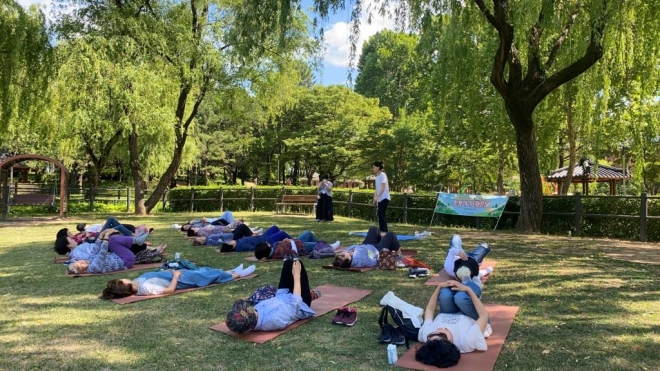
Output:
top-left (507, 105), bottom-right (544, 232)
top-left (497, 142), bottom-right (506, 194)
top-left (128, 124), bottom-right (147, 215)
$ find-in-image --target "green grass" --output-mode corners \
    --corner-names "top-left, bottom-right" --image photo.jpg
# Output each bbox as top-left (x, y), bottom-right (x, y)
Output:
top-left (0, 212), bottom-right (658, 371)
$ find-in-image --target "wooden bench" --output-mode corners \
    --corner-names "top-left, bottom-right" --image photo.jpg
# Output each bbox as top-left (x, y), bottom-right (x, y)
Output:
top-left (12, 193), bottom-right (55, 206)
top-left (276, 194), bottom-right (318, 214)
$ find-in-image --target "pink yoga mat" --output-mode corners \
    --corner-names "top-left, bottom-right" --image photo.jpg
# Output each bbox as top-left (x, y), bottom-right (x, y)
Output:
top-left (66, 262), bottom-right (163, 277)
top-left (322, 249), bottom-right (418, 273)
top-left (54, 256), bottom-right (68, 264)
top-left (425, 260), bottom-right (497, 286)
top-left (106, 274), bottom-right (258, 304)
top-left (210, 284), bottom-right (372, 343)
top-left (396, 304), bottom-right (519, 371)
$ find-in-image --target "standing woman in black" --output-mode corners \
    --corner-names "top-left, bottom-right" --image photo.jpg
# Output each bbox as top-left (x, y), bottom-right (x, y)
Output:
top-left (316, 174), bottom-right (334, 222)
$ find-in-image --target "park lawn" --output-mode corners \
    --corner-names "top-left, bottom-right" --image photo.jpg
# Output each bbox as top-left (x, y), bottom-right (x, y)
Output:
top-left (0, 212), bottom-right (658, 371)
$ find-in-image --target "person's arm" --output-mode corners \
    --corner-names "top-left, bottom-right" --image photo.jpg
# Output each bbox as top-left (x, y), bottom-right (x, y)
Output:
top-left (292, 261), bottom-right (302, 297)
top-left (450, 281), bottom-right (489, 333)
top-left (161, 270), bottom-right (182, 295)
top-left (424, 282), bottom-right (450, 320)
top-left (317, 181), bottom-right (325, 191)
top-left (325, 181), bottom-right (333, 191)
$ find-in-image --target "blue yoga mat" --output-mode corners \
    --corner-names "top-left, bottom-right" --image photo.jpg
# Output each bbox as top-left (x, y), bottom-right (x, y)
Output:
top-left (348, 232), bottom-right (419, 241)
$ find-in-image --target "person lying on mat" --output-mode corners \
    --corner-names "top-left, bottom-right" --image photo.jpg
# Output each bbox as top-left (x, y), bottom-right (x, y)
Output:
top-left (179, 211), bottom-right (238, 231)
top-left (100, 264), bottom-right (256, 298)
top-left (225, 259), bottom-right (321, 333)
top-left (199, 225), bottom-right (293, 253)
top-left (187, 224), bottom-right (262, 238)
top-left (56, 227), bottom-right (161, 262)
top-left (67, 229), bottom-right (164, 274)
top-left (54, 216), bottom-right (146, 255)
top-left (191, 223), bottom-right (255, 245)
top-left (331, 226), bottom-right (400, 268)
top-left (415, 280), bottom-right (492, 367)
top-left (444, 235), bottom-right (492, 287)
top-left (253, 230), bottom-right (341, 260)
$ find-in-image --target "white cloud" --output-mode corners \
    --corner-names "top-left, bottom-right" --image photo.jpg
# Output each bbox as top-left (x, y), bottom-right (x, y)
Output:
top-left (322, 0), bottom-right (397, 68)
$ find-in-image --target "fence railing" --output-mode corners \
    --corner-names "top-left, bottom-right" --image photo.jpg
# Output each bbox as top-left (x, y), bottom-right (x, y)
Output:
top-left (4, 183), bottom-right (659, 242)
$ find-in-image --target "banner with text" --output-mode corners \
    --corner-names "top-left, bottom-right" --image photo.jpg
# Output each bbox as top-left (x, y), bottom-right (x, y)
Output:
top-left (434, 193), bottom-right (509, 218)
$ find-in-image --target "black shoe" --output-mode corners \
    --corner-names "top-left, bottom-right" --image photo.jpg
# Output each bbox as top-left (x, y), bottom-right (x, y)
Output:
top-left (408, 268), bottom-right (430, 278)
top-left (378, 324), bottom-right (394, 343)
top-left (390, 328), bottom-right (406, 345)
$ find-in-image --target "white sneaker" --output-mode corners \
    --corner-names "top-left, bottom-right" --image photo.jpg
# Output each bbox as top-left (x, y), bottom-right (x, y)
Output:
top-left (240, 265), bottom-right (256, 277)
top-left (252, 228), bottom-right (263, 234)
top-left (330, 241), bottom-right (341, 249)
top-left (230, 264), bottom-right (244, 275)
top-left (420, 231), bottom-right (432, 237)
top-left (348, 231), bottom-right (356, 236)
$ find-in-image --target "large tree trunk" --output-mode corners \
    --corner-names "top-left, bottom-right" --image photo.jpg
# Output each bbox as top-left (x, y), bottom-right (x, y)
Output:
top-left (497, 142), bottom-right (505, 194)
top-left (128, 123), bottom-right (147, 215)
top-left (507, 106), bottom-right (544, 232)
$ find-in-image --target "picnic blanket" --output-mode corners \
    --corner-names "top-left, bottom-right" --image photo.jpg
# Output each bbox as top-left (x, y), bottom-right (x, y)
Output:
top-left (424, 260), bottom-right (497, 286)
top-left (210, 284), bottom-right (372, 343)
top-left (396, 303), bottom-right (519, 371)
top-left (106, 274), bottom-right (258, 304)
top-left (66, 262), bottom-right (163, 277)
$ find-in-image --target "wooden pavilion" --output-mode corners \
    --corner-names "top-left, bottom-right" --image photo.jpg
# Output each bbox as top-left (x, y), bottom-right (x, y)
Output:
top-left (546, 161), bottom-right (629, 195)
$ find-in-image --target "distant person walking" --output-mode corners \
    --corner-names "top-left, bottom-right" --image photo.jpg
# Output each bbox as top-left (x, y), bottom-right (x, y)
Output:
top-left (316, 174), bottom-right (334, 222)
top-left (372, 161), bottom-right (391, 232)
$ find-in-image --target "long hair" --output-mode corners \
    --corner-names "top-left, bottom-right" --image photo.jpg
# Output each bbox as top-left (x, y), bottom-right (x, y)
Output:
top-left (54, 236), bottom-right (70, 255)
top-left (101, 279), bottom-right (134, 299)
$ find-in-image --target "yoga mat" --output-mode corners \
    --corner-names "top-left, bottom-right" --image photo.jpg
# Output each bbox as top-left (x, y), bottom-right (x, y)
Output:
top-left (322, 249), bottom-right (419, 273)
top-left (66, 262), bottom-right (163, 277)
top-left (107, 274), bottom-right (258, 304)
top-left (349, 231), bottom-right (421, 241)
top-left (210, 284), bottom-right (372, 343)
top-left (54, 256), bottom-right (68, 264)
top-left (396, 304), bottom-right (519, 371)
top-left (425, 260), bottom-right (497, 286)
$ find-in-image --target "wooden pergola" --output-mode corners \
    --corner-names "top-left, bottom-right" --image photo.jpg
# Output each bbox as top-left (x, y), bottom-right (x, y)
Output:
top-left (546, 163), bottom-right (629, 195)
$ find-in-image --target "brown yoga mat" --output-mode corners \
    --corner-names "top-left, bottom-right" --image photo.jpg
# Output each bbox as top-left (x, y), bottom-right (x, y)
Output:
top-left (425, 260), bottom-right (497, 286)
top-left (244, 245), bottom-right (349, 262)
top-left (210, 284), bottom-right (372, 343)
top-left (395, 304), bottom-right (519, 371)
top-left (66, 262), bottom-right (163, 277)
top-left (322, 249), bottom-right (418, 273)
top-left (106, 274), bottom-right (258, 304)
top-left (54, 256), bottom-right (68, 264)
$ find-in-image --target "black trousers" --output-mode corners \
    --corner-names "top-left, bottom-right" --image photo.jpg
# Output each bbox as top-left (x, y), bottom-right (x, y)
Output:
top-left (232, 223), bottom-right (253, 240)
top-left (316, 194), bottom-right (334, 221)
top-left (278, 259), bottom-right (312, 306)
top-left (377, 199), bottom-right (389, 232)
top-left (362, 226), bottom-right (400, 252)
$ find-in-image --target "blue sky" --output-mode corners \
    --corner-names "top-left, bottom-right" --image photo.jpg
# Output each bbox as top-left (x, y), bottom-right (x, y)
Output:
top-left (18, 0), bottom-right (395, 87)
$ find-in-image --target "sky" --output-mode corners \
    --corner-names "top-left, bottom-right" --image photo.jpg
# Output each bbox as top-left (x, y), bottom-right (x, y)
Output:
top-left (17, 0), bottom-right (395, 86)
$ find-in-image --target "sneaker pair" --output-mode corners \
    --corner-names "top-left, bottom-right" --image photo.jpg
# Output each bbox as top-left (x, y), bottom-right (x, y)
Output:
top-left (331, 306), bottom-right (357, 326)
top-left (378, 324), bottom-right (406, 345)
top-left (408, 267), bottom-right (430, 278)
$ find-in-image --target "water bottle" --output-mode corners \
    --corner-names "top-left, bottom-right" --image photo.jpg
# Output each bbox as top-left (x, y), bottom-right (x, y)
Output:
top-left (175, 252), bottom-right (181, 260)
top-left (387, 344), bottom-right (398, 365)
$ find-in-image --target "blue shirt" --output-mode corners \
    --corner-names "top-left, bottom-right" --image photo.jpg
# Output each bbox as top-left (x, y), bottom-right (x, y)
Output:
top-left (346, 244), bottom-right (379, 268)
top-left (253, 289), bottom-right (315, 331)
top-left (87, 240), bottom-right (125, 274)
top-left (235, 235), bottom-right (267, 252)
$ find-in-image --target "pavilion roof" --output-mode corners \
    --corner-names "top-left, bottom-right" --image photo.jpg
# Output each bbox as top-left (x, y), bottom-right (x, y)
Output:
top-left (547, 163), bottom-right (630, 181)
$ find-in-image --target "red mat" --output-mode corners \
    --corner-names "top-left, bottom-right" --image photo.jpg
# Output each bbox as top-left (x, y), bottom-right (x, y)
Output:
top-left (425, 260), bottom-right (497, 286)
top-left (396, 304), bottom-right (519, 371)
top-left (210, 284), bottom-right (372, 343)
top-left (66, 262), bottom-right (163, 277)
top-left (322, 249), bottom-right (418, 273)
top-left (106, 274), bottom-right (258, 304)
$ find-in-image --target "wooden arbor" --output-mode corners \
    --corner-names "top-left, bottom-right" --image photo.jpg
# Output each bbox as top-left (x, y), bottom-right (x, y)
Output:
top-left (0, 154), bottom-right (69, 220)
top-left (546, 163), bottom-right (629, 195)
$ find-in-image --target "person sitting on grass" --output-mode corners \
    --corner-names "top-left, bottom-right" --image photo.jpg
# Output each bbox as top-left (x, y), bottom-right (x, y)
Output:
top-left (225, 259), bottom-right (321, 333)
top-left (331, 226), bottom-right (400, 268)
top-left (100, 264), bottom-right (256, 298)
top-left (254, 230), bottom-right (342, 260)
top-left (67, 229), bottom-right (164, 274)
top-left (415, 278), bottom-right (492, 368)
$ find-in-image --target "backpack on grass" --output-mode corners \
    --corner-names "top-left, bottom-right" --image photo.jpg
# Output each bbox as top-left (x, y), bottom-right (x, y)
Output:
top-left (377, 305), bottom-right (420, 349)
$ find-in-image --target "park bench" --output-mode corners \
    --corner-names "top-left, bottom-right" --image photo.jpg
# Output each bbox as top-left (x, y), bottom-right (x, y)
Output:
top-left (276, 194), bottom-right (318, 214)
top-left (12, 193), bottom-right (55, 206)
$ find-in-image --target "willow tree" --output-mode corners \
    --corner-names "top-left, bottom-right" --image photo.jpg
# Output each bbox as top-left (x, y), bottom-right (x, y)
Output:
top-left (253, 0), bottom-right (660, 231)
top-left (0, 0), bottom-right (52, 136)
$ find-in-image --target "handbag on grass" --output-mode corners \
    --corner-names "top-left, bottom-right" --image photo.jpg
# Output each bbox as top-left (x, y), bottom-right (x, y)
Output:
top-left (377, 250), bottom-right (397, 270)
